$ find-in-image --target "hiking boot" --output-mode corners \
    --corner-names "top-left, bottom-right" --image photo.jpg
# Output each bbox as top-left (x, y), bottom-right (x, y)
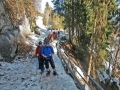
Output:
top-left (53, 71), bottom-right (58, 76)
top-left (46, 71), bottom-right (50, 76)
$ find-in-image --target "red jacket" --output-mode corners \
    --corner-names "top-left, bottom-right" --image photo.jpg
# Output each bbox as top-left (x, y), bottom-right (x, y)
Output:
top-left (48, 33), bottom-right (52, 37)
top-left (52, 34), bottom-right (56, 39)
top-left (35, 46), bottom-right (43, 58)
top-left (55, 33), bottom-right (57, 38)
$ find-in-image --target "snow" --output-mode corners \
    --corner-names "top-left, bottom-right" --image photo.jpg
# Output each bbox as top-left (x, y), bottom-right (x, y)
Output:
top-left (75, 67), bottom-right (84, 79)
top-left (96, 70), bottom-right (105, 83)
top-left (0, 27), bottom-right (78, 90)
top-left (104, 61), bottom-right (112, 76)
top-left (36, 16), bottom-right (46, 30)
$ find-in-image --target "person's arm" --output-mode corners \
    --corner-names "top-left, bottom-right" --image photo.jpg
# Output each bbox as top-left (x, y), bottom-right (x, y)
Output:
top-left (51, 47), bottom-right (54, 54)
top-left (32, 47), bottom-right (39, 58)
top-left (42, 54), bottom-right (46, 58)
top-left (49, 46), bottom-right (54, 56)
top-left (41, 47), bottom-right (47, 58)
top-left (35, 48), bottom-right (37, 55)
top-left (35, 47), bottom-right (39, 56)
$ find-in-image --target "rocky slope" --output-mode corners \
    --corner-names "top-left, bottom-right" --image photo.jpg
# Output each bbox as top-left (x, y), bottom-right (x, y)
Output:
top-left (0, 0), bottom-right (34, 62)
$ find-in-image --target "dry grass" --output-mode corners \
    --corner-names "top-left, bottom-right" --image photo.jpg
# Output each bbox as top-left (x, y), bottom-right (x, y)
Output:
top-left (17, 41), bottom-right (32, 57)
top-left (4, 0), bottom-right (38, 26)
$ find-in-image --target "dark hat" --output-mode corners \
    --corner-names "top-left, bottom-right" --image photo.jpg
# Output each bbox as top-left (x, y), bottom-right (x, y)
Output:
top-left (39, 41), bottom-right (42, 45)
top-left (44, 40), bottom-right (49, 44)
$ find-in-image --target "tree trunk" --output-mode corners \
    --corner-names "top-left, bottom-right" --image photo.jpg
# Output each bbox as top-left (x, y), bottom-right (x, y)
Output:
top-left (87, 17), bottom-right (97, 82)
top-left (68, 0), bottom-right (71, 42)
top-left (71, 0), bottom-right (74, 42)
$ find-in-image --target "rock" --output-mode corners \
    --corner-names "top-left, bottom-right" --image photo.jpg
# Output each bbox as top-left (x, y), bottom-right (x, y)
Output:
top-left (0, 10), bottom-right (13, 33)
top-left (0, 1), bottom-right (5, 15)
top-left (0, 1), bottom-right (32, 62)
top-left (0, 35), bottom-right (16, 62)
top-left (19, 15), bottom-right (31, 38)
top-left (0, 54), bottom-right (4, 61)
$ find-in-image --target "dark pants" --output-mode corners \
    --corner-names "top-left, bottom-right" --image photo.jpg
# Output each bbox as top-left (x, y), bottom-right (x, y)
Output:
top-left (44, 58), bottom-right (55, 69)
top-left (38, 58), bottom-right (44, 71)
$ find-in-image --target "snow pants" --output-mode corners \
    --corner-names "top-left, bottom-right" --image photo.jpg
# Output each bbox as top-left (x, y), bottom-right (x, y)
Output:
top-left (44, 58), bottom-right (55, 69)
top-left (38, 58), bottom-right (44, 71)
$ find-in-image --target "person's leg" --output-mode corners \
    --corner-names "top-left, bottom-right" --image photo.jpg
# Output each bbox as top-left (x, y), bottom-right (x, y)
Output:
top-left (45, 60), bottom-right (49, 69)
top-left (49, 58), bottom-right (55, 69)
top-left (38, 58), bottom-right (41, 69)
top-left (49, 58), bottom-right (58, 75)
top-left (45, 60), bottom-right (50, 75)
top-left (40, 58), bottom-right (45, 72)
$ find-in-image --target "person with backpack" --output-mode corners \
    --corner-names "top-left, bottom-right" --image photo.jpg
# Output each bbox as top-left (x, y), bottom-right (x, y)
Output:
top-left (35, 41), bottom-right (44, 72)
top-left (48, 33), bottom-right (52, 40)
top-left (41, 40), bottom-right (57, 76)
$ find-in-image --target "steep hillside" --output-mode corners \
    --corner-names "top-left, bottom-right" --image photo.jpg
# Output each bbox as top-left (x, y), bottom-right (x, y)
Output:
top-left (0, 0), bottom-right (39, 62)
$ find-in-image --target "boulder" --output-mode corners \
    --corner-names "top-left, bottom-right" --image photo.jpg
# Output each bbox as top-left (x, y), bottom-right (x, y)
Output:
top-left (19, 15), bottom-right (31, 37)
top-left (0, 54), bottom-right (4, 61)
top-left (0, 1), bottom-right (13, 33)
top-left (0, 31), bottom-right (20, 61)
top-left (0, 1), bottom-right (31, 62)
top-left (0, 0), bottom-right (4, 15)
top-left (0, 15), bottom-right (13, 33)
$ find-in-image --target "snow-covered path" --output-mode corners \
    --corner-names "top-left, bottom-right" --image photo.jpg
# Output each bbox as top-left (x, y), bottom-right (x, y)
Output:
top-left (0, 29), bottom-right (78, 90)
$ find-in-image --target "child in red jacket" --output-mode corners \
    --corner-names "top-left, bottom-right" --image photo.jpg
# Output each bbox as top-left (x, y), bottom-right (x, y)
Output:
top-left (35, 41), bottom-right (44, 72)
